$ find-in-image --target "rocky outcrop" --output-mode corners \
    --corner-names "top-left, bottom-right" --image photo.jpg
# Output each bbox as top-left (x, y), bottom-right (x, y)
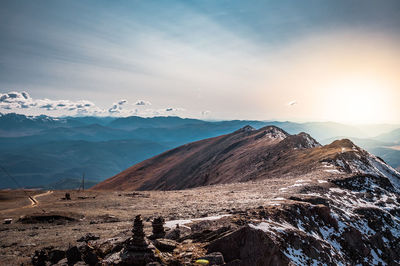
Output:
top-left (207, 226), bottom-right (289, 265)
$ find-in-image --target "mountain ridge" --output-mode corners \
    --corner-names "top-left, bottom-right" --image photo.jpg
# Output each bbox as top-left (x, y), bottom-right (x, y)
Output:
top-left (93, 125), bottom-right (399, 191)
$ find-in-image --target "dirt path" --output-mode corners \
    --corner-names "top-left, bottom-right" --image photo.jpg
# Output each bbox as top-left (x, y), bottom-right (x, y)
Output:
top-left (29, 190), bottom-right (53, 207)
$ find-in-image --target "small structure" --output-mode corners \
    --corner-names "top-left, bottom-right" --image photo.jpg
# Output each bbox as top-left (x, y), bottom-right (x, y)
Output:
top-left (65, 193), bottom-right (71, 200)
top-left (107, 214), bottom-right (158, 265)
top-left (151, 216), bottom-right (166, 239)
top-left (127, 215), bottom-right (149, 251)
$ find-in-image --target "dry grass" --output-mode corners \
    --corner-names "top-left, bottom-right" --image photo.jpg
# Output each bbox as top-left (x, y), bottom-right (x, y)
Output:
top-left (0, 173), bottom-right (335, 265)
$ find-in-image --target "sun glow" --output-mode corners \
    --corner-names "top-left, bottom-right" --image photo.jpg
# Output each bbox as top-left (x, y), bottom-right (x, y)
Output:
top-left (321, 77), bottom-right (394, 124)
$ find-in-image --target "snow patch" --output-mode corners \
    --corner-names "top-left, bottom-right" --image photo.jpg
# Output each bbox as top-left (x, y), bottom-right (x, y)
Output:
top-left (164, 214), bottom-right (231, 229)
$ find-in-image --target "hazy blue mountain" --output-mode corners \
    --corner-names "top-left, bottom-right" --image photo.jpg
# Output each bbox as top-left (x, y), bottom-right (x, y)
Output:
top-left (46, 178), bottom-right (100, 190)
top-left (0, 113), bottom-right (116, 137)
top-left (0, 139), bottom-right (168, 189)
top-left (108, 116), bottom-right (205, 130)
top-left (0, 124), bottom-right (133, 150)
top-left (367, 147), bottom-right (400, 171)
top-left (375, 128), bottom-right (400, 144)
top-left (0, 113), bottom-right (399, 189)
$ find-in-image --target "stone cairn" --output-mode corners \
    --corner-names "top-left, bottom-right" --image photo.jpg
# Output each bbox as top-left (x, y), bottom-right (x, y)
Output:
top-left (151, 217), bottom-right (165, 239)
top-left (127, 215), bottom-right (149, 251)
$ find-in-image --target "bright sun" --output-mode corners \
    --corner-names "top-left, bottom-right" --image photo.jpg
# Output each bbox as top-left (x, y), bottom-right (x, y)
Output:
top-left (322, 77), bottom-right (393, 124)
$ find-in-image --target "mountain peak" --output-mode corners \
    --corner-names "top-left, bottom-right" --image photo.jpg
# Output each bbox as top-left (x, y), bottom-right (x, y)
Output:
top-left (257, 126), bottom-right (288, 140)
top-left (235, 125), bottom-right (255, 133)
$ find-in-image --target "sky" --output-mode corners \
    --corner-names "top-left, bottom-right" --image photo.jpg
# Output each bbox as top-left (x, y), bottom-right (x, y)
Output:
top-left (0, 0), bottom-right (400, 123)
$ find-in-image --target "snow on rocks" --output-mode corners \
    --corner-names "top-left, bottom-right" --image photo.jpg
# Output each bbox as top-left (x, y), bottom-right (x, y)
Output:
top-left (164, 214), bottom-right (231, 229)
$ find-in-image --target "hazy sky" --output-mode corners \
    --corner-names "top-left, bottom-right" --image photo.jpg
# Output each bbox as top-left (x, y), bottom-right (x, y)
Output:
top-left (1, 0), bottom-right (400, 123)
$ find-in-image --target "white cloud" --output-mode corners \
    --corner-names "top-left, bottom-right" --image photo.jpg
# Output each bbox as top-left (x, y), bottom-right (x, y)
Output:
top-left (108, 99), bottom-right (128, 114)
top-left (0, 91), bottom-right (37, 109)
top-left (134, 100), bottom-right (151, 106)
top-left (0, 91), bottom-right (189, 118)
top-left (165, 107), bottom-right (185, 112)
top-left (118, 99), bottom-right (127, 105)
top-left (0, 91), bottom-right (101, 115)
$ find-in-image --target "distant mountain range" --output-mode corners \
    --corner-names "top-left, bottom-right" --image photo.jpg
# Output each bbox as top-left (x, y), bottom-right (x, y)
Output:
top-left (0, 113), bottom-right (399, 189)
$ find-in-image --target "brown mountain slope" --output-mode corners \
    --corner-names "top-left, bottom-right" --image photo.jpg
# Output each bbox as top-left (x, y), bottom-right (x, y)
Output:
top-left (92, 126), bottom-right (317, 191)
top-left (92, 125), bottom-right (400, 191)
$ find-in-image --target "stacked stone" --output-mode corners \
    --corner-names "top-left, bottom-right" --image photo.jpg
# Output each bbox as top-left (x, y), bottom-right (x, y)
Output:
top-left (151, 217), bottom-right (165, 239)
top-left (128, 215), bottom-right (148, 251)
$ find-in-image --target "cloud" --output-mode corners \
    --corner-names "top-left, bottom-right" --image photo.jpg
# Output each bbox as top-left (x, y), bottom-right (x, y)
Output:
top-left (0, 91), bottom-right (189, 118)
top-left (108, 99), bottom-right (128, 114)
top-left (0, 91), bottom-right (37, 109)
top-left (118, 99), bottom-right (127, 105)
top-left (134, 100), bottom-right (151, 106)
top-left (287, 100), bottom-right (297, 106)
top-left (165, 107), bottom-right (185, 112)
top-left (0, 91), bottom-right (100, 114)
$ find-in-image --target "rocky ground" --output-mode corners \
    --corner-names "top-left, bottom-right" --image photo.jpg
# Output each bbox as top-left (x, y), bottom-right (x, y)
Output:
top-left (1, 163), bottom-right (400, 265)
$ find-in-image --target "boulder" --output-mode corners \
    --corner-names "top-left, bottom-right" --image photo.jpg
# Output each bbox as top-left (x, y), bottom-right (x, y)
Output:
top-left (207, 226), bottom-right (289, 266)
top-left (154, 239), bottom-right (177, 252)
top-left (53, 258), bottom-right (68, 265)
top-left (48, 249), bottom-right (66, 264)
top-left (31, 249), bottom-right (48, 266)
top-left (80, 244), bottom-right (99, 265)
top-left (77, 233), bottom-right (100, 242)
top-left (66, 245), bottom-right (81, 264)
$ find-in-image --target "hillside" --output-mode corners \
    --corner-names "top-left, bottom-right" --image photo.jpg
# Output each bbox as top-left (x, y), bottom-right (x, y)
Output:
top-left (93, 125), bottom-right (400, 191)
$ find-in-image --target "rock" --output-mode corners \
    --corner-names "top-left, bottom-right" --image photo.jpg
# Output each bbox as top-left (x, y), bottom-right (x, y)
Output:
top-left (31, 249), bottom-right (48, 266)
top-left (3, 218), bottom-right (12, 224)
top-left (77, 233), bottom-right (100, 242)
top-left (66, 245), bottom-right (81, 264)
top-left (102, 215), bottom-right (158, 265)
top-left (127, 215), bottom-right (149, 250)
top-left (78, 243), bottom-right (99, 265)
top-left (151, 216), bottom-right (166, 239)
top-left (103, 247), bottom-right (158, 266)
top-left (82, 249), bottom-right (99, 265)
top-left (207, 226), bottom-right (289, 265)
top-left (198, 252), bottom-right (225, 265)
top-left (102, 214), bottom-right (120, 223)
top-left (154, 239), bottom-right (177, 252)
top-left (48, 249), bottom-right (65, 264)
top-left (165, 228), bottom-right (180, 240)
top-left (53, 258), bottom-right (68, 265)
top-left (341, 227), bottom-right (370, 263)
top-left (94, 237), bottom-right (125, 257)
